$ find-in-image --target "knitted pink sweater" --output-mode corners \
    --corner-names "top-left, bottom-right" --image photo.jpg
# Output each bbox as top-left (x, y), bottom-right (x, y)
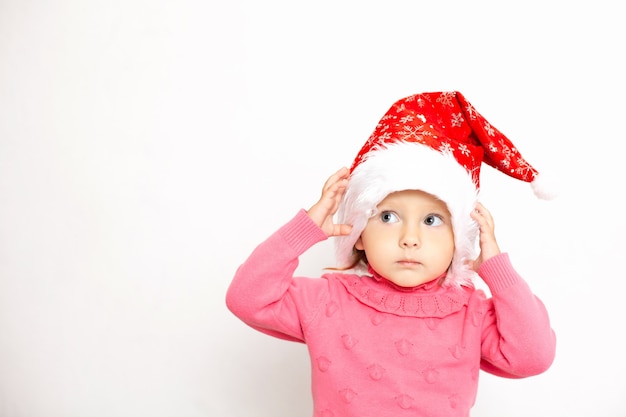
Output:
top-left (226, 210), bottom-right (556, 417)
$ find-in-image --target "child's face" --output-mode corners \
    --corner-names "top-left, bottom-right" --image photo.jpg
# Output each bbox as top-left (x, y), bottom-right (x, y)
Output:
top-left (355, 190), bottom-right (455, 288)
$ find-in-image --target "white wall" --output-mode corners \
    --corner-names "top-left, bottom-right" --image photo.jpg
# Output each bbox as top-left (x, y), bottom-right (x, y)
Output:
top-left (1, 1), bottom-right (624, 416)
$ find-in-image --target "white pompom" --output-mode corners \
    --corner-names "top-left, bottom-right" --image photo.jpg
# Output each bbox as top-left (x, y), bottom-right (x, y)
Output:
top-left (530, 173), bottom-right (558, 200)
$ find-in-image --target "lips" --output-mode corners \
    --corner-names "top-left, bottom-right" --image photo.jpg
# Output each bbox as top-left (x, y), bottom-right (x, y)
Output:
top-left (397, 259), bottom-right (422, 266)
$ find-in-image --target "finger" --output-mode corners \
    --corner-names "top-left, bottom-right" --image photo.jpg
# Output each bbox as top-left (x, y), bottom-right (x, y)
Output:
top-left (323, 167), bottom-right (349, 188)
top-left (475, 202), bottom-right (493, 217)
top-left (316, 181), bottom-right (349, 219)
top-left (325, 177), bottom-right (348, 199)
top-left (471, 211), bottom-right (492, 236)
top-left (331, 223), bottom-right (353, 237)
top-left (474, 202), bottom-right (495, 225)
top-left (322, 167), bottom-right (350, 193)
top-left (324, 177), bottom-right (349, 203)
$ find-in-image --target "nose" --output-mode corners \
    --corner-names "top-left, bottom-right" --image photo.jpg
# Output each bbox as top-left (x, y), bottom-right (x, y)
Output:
top-left (400, 224), bottom-right (421, 248)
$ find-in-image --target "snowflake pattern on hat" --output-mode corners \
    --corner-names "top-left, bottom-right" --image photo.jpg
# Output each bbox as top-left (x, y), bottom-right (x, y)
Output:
top-left (351, 91), bottom-right (539, 188)
top-left (336, 91), bottom-right (551, 285)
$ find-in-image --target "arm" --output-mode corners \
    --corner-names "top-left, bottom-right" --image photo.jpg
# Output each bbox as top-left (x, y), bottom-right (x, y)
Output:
top-left (225, 210), bottom-right (328, 342)
top-left (225, 168), bottom-right (352, 342)
top-left (478, 254), bottom-right (556, 377)
top-left (471, 203), bottom-right (556, 377)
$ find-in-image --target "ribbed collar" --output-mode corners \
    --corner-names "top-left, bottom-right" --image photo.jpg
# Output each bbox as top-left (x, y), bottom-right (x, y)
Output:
top-left (335, 268), bottom-right (472, 318)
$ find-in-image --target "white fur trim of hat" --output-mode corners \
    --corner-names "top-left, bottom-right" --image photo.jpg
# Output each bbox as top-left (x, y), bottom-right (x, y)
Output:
top-left (335, 91), bottom-right (553, 287)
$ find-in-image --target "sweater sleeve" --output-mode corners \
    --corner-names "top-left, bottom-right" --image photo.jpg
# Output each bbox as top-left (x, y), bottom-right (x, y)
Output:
top-left (478, 253), bottom-right (556, 378)
top-left (225, 210), bottom-right (329, 343)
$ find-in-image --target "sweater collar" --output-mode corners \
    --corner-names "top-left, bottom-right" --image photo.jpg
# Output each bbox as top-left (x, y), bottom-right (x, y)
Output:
top-left (336, 269), bottom-right (471, 318)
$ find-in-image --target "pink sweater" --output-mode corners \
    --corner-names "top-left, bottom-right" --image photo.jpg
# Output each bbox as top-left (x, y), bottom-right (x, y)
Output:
top-left (226, 210), bottom-right (556, 417)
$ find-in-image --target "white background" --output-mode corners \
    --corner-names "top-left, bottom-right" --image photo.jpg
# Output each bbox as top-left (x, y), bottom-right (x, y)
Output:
top-left (1, 1), bottom-right (624, 416)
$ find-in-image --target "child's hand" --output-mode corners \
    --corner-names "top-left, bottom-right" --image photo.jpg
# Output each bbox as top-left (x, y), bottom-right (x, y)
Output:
top-left (307, 167), bottom-right (353, 237)
top-left (469, 202), bottom-right (501, 271)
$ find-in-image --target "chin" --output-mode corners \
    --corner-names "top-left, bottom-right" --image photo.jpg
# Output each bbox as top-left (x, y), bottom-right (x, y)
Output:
top-left (391, 276), bottom-right (436, 288)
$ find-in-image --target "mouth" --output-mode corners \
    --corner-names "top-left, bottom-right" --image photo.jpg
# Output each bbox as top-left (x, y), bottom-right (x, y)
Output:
top-left (397, 259), bottom-right (422, 267)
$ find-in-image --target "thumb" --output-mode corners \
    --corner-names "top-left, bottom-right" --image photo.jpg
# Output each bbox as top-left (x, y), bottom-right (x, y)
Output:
top-left (329, 223), bottom-right (352, 238)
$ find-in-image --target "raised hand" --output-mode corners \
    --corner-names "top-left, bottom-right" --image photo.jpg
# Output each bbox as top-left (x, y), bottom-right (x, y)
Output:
top-left (307, 167), bottom-right (353, 238)
top-left (469, 202), bottom-right (501, 271)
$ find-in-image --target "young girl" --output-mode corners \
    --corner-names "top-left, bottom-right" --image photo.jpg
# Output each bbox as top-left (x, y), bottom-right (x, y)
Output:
top-left (226, 91), bottom-right (556, 417)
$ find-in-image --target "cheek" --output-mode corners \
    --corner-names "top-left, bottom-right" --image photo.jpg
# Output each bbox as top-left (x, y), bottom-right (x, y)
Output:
top-left (444, 239), bottom-right (456, 261)
top-left (432, 232), bottom-right (455, 258)
top-left (355, 225), bottom-right (384, 251)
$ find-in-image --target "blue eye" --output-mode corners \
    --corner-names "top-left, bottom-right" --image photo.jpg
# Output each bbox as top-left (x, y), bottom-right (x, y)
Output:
top-left (380, 211), bottom-right (399, 223)
top-left (424, 215), bottom-right (443, 226)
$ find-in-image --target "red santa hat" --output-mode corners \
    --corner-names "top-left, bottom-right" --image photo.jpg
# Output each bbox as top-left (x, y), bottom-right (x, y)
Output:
top-left (335, 91), bottom-right (552, 287)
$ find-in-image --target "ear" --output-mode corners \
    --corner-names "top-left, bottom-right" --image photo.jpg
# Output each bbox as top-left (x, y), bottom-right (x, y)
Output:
top-left (354, 236), bottom-right (364, 251)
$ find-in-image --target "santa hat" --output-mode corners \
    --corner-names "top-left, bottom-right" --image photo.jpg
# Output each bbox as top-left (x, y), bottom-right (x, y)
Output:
top-left (335, 91), bottom-right (552, 287)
